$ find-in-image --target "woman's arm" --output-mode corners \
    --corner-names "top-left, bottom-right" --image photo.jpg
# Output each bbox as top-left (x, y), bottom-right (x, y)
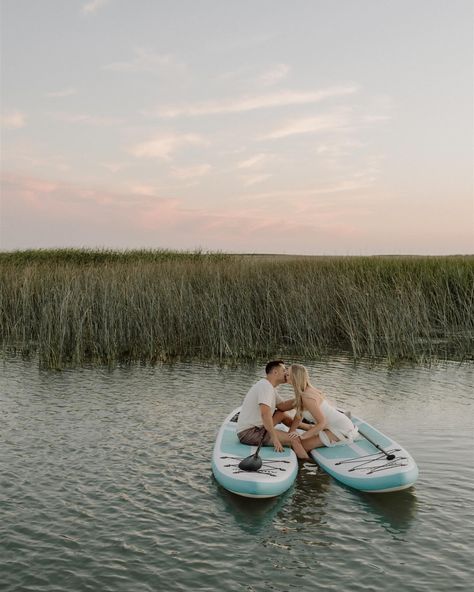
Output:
top-left (287, 413), bottom-right (302, 439)
top-left (299, 398), bottom-right (327, 441)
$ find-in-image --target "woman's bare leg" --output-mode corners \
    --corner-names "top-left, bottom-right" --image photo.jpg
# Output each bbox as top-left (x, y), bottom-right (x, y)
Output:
top-left (273, 430), bottom-right (310, 459)
top-left (301, 429), bottom-right (340, 452)
top-left (289, 436), bottom-right (310, 460)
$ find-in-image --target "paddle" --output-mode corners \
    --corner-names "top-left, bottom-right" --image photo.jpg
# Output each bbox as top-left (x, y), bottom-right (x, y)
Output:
top-left (357, 427), bottom-right (396, 461)
top-left (238, 429), bottom-right (267, 471)
top-left (340, 409), bottom-right (395, 461)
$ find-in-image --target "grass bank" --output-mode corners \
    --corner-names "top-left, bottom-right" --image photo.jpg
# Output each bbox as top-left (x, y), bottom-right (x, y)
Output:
top-left (1, 249), bottom-right (473, 368)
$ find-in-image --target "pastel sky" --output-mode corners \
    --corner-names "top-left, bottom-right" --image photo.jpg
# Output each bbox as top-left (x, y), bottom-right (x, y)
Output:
top-left (1, 0), bottom-right (473, 254)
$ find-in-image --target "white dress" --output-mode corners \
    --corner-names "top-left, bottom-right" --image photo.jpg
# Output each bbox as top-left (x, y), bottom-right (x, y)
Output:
top-left (303, 396), bottom-right (359, 447)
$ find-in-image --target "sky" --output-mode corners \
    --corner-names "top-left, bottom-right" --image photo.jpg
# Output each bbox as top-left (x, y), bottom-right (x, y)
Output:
top-left (1, 0), bottom-right (473, 255)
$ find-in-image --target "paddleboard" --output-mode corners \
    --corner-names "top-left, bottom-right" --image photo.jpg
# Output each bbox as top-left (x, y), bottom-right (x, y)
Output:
top-left (212, 407), bottom-right (298, 499)
top-left (309, 414), bottom-right (418, 493)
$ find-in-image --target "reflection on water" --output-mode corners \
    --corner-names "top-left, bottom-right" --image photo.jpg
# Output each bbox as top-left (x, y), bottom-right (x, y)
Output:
top-left (215, 457), bottom-right (419, 548)
top-left (0, 355), bottom-right (472, 592)
top-left (358, 488), bottom-right (419, 535)
top-left (216, 480), bottom-right (293, 536)
top-left (282, 464), bottom-right (332, 527)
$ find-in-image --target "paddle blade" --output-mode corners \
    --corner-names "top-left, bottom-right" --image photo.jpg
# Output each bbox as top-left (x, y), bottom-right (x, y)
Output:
top-left (238, 454), bottom-right (262, 472)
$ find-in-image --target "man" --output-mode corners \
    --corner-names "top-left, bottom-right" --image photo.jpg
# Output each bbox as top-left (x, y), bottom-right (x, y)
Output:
top-left (236, 360), bottom-right (309, 459)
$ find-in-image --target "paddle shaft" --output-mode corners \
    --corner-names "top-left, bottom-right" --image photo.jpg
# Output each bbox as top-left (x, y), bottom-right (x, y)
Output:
top-left (253, 429), bottom-right (267, 457)
top-left (357, 427), bottom-right (395, 460)
top-left (238, 429), bottom-right (267, 471)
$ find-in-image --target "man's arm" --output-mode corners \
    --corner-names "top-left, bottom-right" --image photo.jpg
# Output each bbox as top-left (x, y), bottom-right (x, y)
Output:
top-left (259, 403), bottom-right (284, 452)
top-left (276, 398), bottom-right (295, 412)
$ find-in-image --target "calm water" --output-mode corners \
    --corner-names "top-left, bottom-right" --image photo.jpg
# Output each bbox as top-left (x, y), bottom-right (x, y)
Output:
top-left (1, 356), bottom-right (473, 592)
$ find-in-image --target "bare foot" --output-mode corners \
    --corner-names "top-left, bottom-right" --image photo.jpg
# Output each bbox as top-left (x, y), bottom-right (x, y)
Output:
top-left (291, 437), bottom-right (310, 460)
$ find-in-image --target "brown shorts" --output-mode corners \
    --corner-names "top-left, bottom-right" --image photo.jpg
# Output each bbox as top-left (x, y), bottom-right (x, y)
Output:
top-left (237, 426), bottom-right (272, 446)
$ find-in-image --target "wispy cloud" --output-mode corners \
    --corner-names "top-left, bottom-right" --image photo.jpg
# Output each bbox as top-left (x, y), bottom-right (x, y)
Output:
top-left (104, 47), bottom-right (186, 74)
top-left (262, 114), bottom-right (347, 139)
top-left (219, 63), bottom-right (289, 90)
top-left (3, 147), bottom-right (73, 173)
top-left (45, 87), bottom-right (77, 98)
top-left (237, 153), bottom-right (271, 169)
top-left (129, 184), bottom-right (160, 197)
top-left (238, 153), bottom-right (274, 186)
top-left (316, 140), bottom-right (366, 155)
top-left (243, 174), bottom-right (272, 187)
top-left (236, 178), bottom-right (377, 203)
top-left (82, 0), bottom-right (111, 15)
top-left (130, 133), bottom-right (208, 161)
top-left (171, 164), bottom-right (212, 180)
top-left (153, 86), bottom-right (358, 118)
top-left (1, 111), bottom-right (27, 129)
top-left (260, 64), bottom-right (289, 87)
top-left (100, 162), bottom-right (129, 174)
top-left (51, 112), bottom-right (124, 126)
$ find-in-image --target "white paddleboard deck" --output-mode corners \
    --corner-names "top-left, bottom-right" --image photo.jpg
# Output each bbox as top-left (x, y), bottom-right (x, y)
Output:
top-left (212, 407), bottom-right (298, 498)
top-left (309, 414), bottom-right (418, 493)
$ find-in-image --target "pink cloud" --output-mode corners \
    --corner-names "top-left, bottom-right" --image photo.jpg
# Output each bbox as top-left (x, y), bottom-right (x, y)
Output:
top-left (0, 173), bottom-right (166, 248)
top-left (130, 133), bottom-right (207, 161)
top-left (3, 170), bottom-right (469, 254)
top-left (1, 172), bottom-right (364, 250)
top-left (1, 111), bottom-right (27, 129)
top-left (136, 199), bottom-right (188, 229)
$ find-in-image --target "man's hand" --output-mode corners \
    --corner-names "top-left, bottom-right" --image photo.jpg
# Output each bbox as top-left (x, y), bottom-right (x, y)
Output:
top-left (273, 438), bottom-right (284, 453)
top-left (288, 431), bottom-right (299, 440)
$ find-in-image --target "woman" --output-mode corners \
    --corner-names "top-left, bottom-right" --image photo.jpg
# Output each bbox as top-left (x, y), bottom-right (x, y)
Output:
top-left (287, 364), bottom-right (358, 456)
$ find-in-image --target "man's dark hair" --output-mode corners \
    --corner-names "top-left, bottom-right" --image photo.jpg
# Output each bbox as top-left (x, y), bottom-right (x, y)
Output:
top-left (265, 360), bottom-right (285, 375)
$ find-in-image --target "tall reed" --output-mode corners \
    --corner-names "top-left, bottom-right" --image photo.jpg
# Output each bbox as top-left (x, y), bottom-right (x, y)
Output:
top-left (0, 250), bottom-right (472, 367)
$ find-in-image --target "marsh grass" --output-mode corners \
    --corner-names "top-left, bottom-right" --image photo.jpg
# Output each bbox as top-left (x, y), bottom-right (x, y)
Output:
top-left (1, 250), bottom-right (473, 368)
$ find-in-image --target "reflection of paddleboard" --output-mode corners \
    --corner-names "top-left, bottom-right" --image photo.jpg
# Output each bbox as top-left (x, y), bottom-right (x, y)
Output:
top-left (212, 407), bottom-right (298, 499)
top-left (309, 414), bottom-right (418, 493)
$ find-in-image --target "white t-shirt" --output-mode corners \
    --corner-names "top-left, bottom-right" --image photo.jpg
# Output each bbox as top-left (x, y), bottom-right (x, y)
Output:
top-left (237, 378), bottom-right (283, 434)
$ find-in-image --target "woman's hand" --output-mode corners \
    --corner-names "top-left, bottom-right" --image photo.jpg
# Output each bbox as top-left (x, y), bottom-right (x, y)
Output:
top-left (288, 431), bottom-right (300, 440)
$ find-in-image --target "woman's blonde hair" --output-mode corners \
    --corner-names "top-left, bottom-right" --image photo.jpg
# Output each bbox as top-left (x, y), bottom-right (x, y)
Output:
top-left (290, 364), bottom-right (324, 416)
top-left (289, 364), bottom-right (310, 417)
